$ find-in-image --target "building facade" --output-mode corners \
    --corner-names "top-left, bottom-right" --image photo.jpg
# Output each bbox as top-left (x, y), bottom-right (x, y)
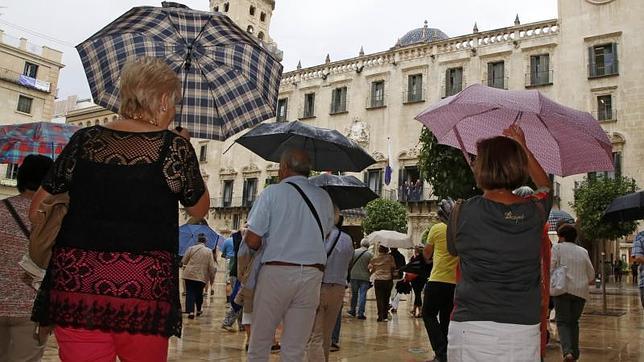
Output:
top-left (0, 29), bottom-right (64, 198)
top-left (65, 0), bottom-right (643, 252)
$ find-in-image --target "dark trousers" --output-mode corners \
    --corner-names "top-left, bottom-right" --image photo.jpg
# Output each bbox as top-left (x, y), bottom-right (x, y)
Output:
top-left (554, 293), bottom-right (586, 360)
top-left (185, 279), bottom-right (206, 314)
top-left (422, 281), bottom-right (455, 362)
top-left (373, 280), bottom-right (393, 320)
top-left (412, 279), bottom-right (425, 307)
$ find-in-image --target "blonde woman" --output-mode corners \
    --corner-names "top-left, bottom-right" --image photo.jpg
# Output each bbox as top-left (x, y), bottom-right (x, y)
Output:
top-left (30, 57), bottom-right (209, 361)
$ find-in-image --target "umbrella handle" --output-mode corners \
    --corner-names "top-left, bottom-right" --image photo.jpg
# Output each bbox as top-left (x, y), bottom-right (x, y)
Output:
top-left (453, 127), bottom-right (474, 172)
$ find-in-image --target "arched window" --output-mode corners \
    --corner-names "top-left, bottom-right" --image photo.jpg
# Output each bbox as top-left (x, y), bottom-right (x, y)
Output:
top-left (249, 5), bottom-right (255, 16)
top-left (86, 121), bottom-right (91, 127)
top-left (223, 2), bottom-right (229, 12)
top-left (112, 115), bottom-right (118, 121)
top-left (94, 119), bottom-right (99, 125)
top-left (247, 25), bottom-right (254, 34)
top-left (260, 12), bottom-right (266, 22)
top-left (213, 6), bottom-right (219, 12)
top-left (258, 31), bottom-right (265, 40)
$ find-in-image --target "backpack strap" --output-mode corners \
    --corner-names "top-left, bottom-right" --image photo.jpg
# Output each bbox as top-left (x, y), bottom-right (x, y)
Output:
top-left (286, 182), bottom-right (324, 242)
top-left (4, 199), bottom-right (30, 238)
top-left (446, 199), bottom-right (463, 256)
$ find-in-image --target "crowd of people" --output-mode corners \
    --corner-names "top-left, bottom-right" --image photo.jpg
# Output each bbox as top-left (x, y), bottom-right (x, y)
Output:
top-left (2, 56), bottom-right (643, 362)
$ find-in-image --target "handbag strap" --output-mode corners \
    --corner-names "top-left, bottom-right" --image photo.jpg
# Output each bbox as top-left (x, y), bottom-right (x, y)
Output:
top-left (286, 182), bottom-right (324, 242)
top-left (446, 199), bottom-right (463, 256)
top-left (349, 249), bottom-right (369, 271)
top-left (3, 199), bottom-right (30, 238)
top-left (326, 229), bottom-right (342, 258)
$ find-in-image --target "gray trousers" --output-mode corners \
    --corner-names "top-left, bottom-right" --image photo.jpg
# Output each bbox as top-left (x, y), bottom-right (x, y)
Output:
top-left (0, 317), bottom-right (46, 362)
top-left (248, 265), bottom-right (323, 362)
top-left (553, 293), bottom-right (586, 360)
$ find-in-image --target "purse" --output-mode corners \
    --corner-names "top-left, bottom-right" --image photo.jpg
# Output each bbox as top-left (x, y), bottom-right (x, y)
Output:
top-left (29, 192), bottom-right (70, 269)
top-left (550, 265), bottom-right (567, 296)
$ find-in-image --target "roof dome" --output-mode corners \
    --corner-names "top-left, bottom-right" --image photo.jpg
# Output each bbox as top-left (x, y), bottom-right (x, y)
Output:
top-left (395, 20), bottom-right (448, 47)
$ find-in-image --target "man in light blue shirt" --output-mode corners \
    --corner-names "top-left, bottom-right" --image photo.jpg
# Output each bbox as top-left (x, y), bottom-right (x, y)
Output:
top-left (631, 230), bottom-right (644, 309)
top-left (307, 214), bottom-right (354, 361)
top-left (245, 148), bottom-right (334, 361)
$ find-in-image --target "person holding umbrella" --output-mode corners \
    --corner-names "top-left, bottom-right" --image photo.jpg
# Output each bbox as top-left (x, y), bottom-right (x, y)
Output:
top-left (446, 125), bottom-right (552, 361)
top-left (29, 57), bottom-right (209, 361)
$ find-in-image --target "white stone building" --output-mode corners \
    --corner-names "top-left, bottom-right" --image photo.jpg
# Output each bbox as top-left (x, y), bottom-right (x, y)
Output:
top-left (64, 0), bottom-right (643, 257)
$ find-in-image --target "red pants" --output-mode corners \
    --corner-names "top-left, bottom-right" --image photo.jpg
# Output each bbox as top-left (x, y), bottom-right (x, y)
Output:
top-left (54, 327), bottom-right (168, 362)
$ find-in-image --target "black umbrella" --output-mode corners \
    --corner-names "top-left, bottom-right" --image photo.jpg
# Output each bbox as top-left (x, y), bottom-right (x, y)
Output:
top-left (602, 190), bottom-right (644, 222)
top-left (309, 173), bottom-right (379, 210)
top-left (234, 121), bottom-right (376, 172)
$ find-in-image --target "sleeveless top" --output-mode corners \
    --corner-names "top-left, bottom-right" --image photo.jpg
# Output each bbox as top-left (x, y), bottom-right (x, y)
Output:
top-left (31, 126), bottom-right (205, 337)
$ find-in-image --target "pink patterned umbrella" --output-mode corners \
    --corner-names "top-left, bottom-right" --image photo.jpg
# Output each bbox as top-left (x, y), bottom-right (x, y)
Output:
top-left (414, 84), bottom-right (614, 177)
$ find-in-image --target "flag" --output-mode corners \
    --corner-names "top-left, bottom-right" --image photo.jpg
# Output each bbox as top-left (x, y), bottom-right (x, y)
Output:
top-left (384, 137), bottom-right (392, 185)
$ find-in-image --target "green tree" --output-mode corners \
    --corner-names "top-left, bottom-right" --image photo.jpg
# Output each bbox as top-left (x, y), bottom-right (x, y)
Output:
top-left (418, 128), bottom-right (481, 200)
top-left (362, 198), bottom-right (408, 235)
top-left (571, 176), bottom-right (638, 242)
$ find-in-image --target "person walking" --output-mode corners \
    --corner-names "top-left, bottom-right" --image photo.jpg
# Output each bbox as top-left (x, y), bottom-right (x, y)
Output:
top-left (408, 246), bottom-right (432, 318)
top-left (30, 57), bottom-right (209, 361)
top-left (307, 212), bottom-right (353, 361)
top-left (613, 259), bottom-right (623, 284)
top-left (369, 245), bottom-right (396, 322)
top-left (551, 224), bottom-right (595, 361)
top-left (182, 234), bottom-right (217, 319)
top-left (446, 125), bottom-right (552, 361)
top-left (0, 155), bottom-right (53, 362)
top-left (244, 148), bottom-right (335, 362)
top-left (348, 239), bottom-right (373, 320)
top-left (422, 222), bottom-right (458, 362)
top-left (631, 231), bottom-right (644, 309)
top-left (631, 258), bottom-right (639, 285)
top-left (389, 247), bottom-right (406, 314)
top-left (221, 229), bottom-right (244, 331)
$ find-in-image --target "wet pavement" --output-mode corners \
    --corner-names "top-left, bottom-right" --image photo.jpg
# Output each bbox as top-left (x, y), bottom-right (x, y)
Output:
top-left (41, 277), bottom-right (643, 361)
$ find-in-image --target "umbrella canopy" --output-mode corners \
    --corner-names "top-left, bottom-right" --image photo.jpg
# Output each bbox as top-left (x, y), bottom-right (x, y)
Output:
top-left (178, 223), bottom-right (222, 256)
top-left (415, 84), bottom-right (614, 177)
top-left (76, 2), bottom-right (283, 141)
top-left (309, 173), bottom-right (379, 210)
top-left (602, 190), bottom-right (644, 222)
top-left (547, 209), bottom-right (575, 232)
top-left (366, 230), bottom-right (413, 249)
top-left (234, 121), bottom-right (376, 172)
top-left (0, 122), bottom-right (80, 164)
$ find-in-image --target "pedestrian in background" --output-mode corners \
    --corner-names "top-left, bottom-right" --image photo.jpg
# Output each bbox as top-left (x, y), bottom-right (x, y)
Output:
top-left (0, 155), bottom-right (52, 362)
top-left (182, 234), bottom-right (217, 319)
top-left (551, 224), bottom-right (594, 361)
top-left (348, 239), bottom-right (373, 320)
top-left (631, 231), bottom-right (644, 309)
top-left (369, 245), bottom-right (396, 322)
top-left (422, 222), bottom-right (457, 362)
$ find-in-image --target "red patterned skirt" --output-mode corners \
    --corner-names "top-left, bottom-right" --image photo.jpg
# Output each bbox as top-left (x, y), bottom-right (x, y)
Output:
top-left (32, 246), bottom-right (182, 337)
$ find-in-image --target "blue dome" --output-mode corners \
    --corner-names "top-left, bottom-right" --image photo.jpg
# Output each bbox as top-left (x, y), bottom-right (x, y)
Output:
top-left (396, 21), bottom-right (448, 47)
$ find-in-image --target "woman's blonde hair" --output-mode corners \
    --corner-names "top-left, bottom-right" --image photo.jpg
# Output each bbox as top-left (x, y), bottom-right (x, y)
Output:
top-left (474, 136), bottom-right (529, 191)
top-left (119, 57), bottom-right (181, 122)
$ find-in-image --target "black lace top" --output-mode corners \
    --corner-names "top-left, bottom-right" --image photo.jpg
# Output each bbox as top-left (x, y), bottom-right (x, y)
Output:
top-left (32, 126), bottom-right (205, 337)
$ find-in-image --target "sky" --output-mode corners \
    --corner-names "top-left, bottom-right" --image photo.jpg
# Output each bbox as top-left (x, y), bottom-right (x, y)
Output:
top-left (0, 0), bottom-right (558, 100)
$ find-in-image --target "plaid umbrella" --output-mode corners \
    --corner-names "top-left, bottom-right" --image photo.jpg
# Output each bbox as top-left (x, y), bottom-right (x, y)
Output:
top-left (415, 84), bottom-right (614, 177)
top-left (76, 2), bottom-right (283, 140)
top-left (0, 122), bottom-right (80, 164)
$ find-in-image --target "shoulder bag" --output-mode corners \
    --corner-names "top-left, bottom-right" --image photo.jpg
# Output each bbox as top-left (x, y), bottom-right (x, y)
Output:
top-left (286, 182), bottom-right (324, 241)
top-left (29, 192), bottom-right (70, 269)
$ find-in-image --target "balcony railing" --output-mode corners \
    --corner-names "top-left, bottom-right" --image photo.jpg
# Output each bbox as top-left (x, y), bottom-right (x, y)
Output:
top-left (403, 89), bottom-right (425, 104)
top-left (0, 67), bottom-right (51, 92)
top-left (592, 109), bottom-right (619, 122)
top-left (588, 60), bottom-right (619, 78)
top-left (483, 76), bottom-right (508, 90)
top-left (525, 70), bottom-right (553, 87)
